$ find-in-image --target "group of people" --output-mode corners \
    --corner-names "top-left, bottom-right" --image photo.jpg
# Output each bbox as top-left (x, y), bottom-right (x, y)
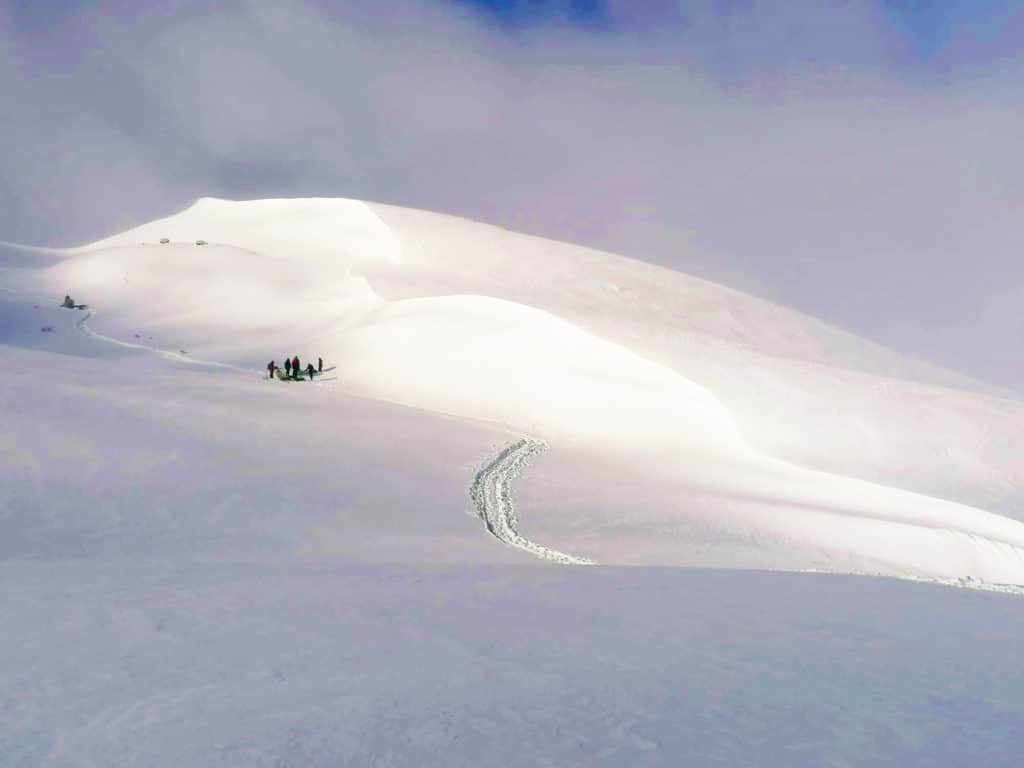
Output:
top-left (267, 355), bottom-right (324, 381)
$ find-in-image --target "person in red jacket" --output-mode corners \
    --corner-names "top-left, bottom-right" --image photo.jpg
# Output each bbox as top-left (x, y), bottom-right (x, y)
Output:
top-left (292, 355), bottom-right (300, 379)
top-left (267, 360), bottom-right (277, 379)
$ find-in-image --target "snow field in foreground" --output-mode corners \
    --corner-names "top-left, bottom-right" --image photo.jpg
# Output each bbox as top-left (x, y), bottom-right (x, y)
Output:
top-left (3, 563), bottom-right (1023, 767)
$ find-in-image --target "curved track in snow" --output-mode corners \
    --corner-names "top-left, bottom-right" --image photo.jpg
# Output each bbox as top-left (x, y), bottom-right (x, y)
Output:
top-left (75, 309), bottom-right (255, 374)
top-left (471, 439), bottom-right (595, 565)
top-left (75, 309), bottom-right (340, 382)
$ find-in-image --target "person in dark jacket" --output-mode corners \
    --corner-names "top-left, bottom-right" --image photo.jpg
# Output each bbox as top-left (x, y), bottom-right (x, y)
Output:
top-left (62, 294), bottom-right (75, 309)
top-left (306, 362), bottom-right (316, 380)
top-left (292, 355), bottom-right (300, 378)
top-left (267, 360), bottom-right (277, 379)
top-left (284, 358), bottom-right (291, 377)
top-left (318, 357), bottom-right (323, 373)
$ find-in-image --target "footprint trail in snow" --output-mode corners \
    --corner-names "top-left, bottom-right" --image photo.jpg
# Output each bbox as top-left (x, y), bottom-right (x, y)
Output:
top-left (471, 439), bottom-right (595, 565)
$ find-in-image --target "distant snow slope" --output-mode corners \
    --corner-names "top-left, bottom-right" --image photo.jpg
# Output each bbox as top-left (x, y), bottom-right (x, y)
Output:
top-left (365, 203), bottom-right (1023, 516)
top-left (3, 196), bottom-right (1023, 585)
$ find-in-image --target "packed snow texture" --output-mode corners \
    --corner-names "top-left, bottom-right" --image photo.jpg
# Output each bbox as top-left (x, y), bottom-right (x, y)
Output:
top-left (2, 197), bottom-right (1024, 765)
top-left (471, 438), bottom-right (594, 565)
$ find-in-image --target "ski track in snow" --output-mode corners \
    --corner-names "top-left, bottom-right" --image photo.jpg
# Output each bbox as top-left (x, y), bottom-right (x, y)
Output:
top-left (74, 310), bottom-right (340, 384)
top-left (471, 439), bottom-right (595, 565)
top-left (75, 309), bottom-right (257, 374)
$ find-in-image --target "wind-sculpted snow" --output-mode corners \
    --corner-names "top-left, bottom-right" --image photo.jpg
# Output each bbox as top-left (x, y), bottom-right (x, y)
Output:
top-left (471, 439), bottom-right (595, 565)
top-left (4, 196), bottom-right (1024, 587)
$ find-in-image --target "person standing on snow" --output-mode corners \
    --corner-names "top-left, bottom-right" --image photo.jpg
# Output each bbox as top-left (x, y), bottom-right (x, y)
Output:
top-left (306, 362), bottom-right (315, 380)
top-left (292, 355), bottom-right (300, 379)
top-left (267, 360), bottom-right (277, 379)
top-left (284, 357), bottom-right (291, 378)
top-left (318, 357), bottom-right (323, 373)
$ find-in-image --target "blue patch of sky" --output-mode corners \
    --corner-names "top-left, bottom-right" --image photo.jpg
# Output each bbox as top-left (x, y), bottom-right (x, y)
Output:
top-left (452, 0), bottom-right (610, 26)
top-left (878, 0), bottom-right (1022, 57)
top-left (9, 0), bottom-right (1020, 64)
top-left (455, 0), bottom-right (1021, 61)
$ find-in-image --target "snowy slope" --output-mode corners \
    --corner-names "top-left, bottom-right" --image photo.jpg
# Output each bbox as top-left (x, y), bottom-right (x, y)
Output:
top-left (3, 196), bottom-right (1024, 584)
top-left (363, 202), bottom-right (1023, 517)
top-left (3, 197), bottom-right (1024, 766)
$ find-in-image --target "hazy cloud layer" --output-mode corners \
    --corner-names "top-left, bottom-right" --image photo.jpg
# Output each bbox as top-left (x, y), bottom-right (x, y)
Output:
top-left (2, 0), bottom-right (1022, 387)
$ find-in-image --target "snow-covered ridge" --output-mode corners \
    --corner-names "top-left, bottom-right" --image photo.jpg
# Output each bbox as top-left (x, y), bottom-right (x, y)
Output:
top-left (78, 196), bottom-right (403, 267)
top-left (3, 196), bottom-right (1024, 586)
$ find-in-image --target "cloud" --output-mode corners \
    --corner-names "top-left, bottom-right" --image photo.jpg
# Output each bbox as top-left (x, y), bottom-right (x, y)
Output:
top-left (1, 0), bottom-right (1022, 387)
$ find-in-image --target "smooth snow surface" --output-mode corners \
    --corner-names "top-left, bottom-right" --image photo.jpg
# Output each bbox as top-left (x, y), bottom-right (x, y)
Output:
top-left (3, 197), bottom-right (1024, 765)
top-left (5, 196), bottom-right (1022, 584)
top-left (5, 565), bottom-right (1024, 767)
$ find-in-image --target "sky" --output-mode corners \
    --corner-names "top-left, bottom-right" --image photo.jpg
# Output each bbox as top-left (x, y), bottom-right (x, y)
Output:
top-left (1, 0), bottom-right (1022, 388)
